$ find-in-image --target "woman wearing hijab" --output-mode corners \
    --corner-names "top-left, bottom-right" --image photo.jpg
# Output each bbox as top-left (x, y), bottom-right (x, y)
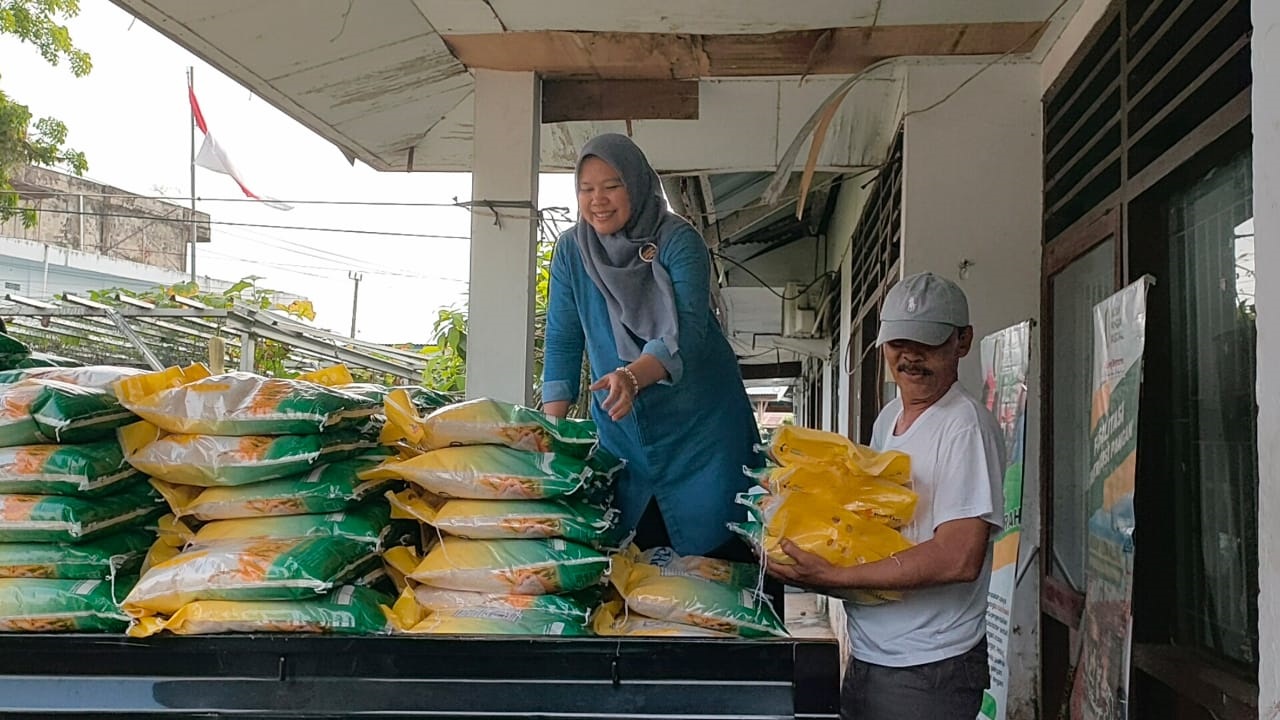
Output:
top-left (541, 133), bottom-right (761, 560)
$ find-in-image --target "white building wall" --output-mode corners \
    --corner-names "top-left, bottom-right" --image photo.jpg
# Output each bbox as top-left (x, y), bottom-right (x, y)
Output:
top-left (0, 236), bottom-right (233, 299)
top-left (900, 60), bottom-right (1044, 720)
top-left (1251, 0), bottom-right (1280, 713)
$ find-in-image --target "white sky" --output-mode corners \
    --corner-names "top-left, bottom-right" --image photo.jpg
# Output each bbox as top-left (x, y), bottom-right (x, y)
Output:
top-left (0, 0), bottom-right (576, 343)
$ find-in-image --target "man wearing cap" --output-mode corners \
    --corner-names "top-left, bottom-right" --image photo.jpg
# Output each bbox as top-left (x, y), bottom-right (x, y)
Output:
top-left (767, 272), bottom-right (1005, 720)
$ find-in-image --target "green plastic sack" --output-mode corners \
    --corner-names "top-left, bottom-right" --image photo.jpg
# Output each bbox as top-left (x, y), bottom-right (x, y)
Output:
top-left (0, 577), bottom-right (130, 632)
top-left (125, 427), bottom-right (378, 487)
top-left (407, 537), bottom-right (609, 595)
top-left (397, 606), bottom-right (591, 636)
top-left (0, 365), bottom-right (144, 393)
top-left (123, 535), bottom-right (379, 616)
top-left (14, 351), bottom-right (84, 369)
top-left (388, 489), bottom-right (617, 546)
top-left (116, 365), bottom-right (380, 436)
top-left (0, 440), bottom-right (145, 496)
top-left (0, 529), bottom-right (154, 579)
top-left (130, 584), bottom-right (391, 637)
top-left (383, 394), bottom-right (599, 459)
top-left (154, 455), bottom-right (395, 520)
top-left (337, 383), bottom-right (455, 414)
top-left (0, 333), bottom-right (31, 371)
top-left (0, 484), bottom-right (164, 543)
top-left (190, 502), bottom-right (404, 548)
top-left (0, 380), bottom-right (136, 447)
top-left (363, 445), bottom-right (599, 500)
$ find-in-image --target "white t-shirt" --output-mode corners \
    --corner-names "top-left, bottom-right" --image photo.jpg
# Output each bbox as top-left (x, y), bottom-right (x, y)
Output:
top-left (844, 382), bottom-right (1005, 667)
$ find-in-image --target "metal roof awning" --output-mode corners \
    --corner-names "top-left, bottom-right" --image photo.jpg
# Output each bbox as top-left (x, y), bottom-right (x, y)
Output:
top-left (0, 293), bottom-right (426, 382)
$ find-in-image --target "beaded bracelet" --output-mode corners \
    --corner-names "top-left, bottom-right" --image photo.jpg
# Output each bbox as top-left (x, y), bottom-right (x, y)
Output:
top-left (614, 366), bottom-right (640, 397)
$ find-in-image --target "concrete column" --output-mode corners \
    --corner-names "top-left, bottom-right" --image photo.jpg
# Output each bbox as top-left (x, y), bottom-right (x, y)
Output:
top-left (900, 61), bottom-right (1044, 720)
top-left (465, 70), bottom-right (541, 406)
top-left (1251, 1), bottom-right (1279, 711)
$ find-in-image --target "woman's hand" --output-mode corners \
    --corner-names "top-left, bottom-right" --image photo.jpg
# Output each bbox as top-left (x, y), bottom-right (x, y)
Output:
top-left (590, 370), bottom-right (637, 421)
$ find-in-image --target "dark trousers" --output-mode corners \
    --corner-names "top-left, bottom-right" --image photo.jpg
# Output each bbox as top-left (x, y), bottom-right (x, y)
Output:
top-left (841, 637), bottom-right (990, 720)
top-left (632, 499), bottom-right (786, 614)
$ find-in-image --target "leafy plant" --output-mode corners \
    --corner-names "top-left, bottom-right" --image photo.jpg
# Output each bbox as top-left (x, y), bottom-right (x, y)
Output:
top-left (0, 0), bottom-right (91, 227)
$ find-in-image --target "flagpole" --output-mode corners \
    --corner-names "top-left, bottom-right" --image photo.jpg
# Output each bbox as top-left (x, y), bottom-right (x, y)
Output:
top-left (187, 65), bottom-right (197, 284)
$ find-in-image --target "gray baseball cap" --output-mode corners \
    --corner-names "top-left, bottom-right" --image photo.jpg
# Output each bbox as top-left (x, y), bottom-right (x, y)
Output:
top-left (875, 272), bottom-right (970, 346)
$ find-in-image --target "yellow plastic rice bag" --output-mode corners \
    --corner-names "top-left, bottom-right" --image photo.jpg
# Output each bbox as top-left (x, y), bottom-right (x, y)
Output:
top-left (386, 488), bottom-right (616, 546)
top-left (767, 426), bottom-right (911, 483)
top-left (592, 600), bottom-right (734, 638)
top-left (391, 606), bottom-right (590, 636)
top-left (387, 583), bottom-right (601, 628)
top-left (635, 546), bottom-right (762, 587)
top-left (749, 463), bottom-right (918, 529)
top-left (141, 538), bottom-right (182, 575)
top-left (189, 503), bottom-right (405, 549)
top-left (362, 445), bottom-right (599, 500)
top-left (610, 551), bottom-right (786, 638)
top-left (115, 364), bottom-right (379, 436)
top-left (151, 455), bottom-right (393, 520)
top-left (123, 536), bottom-right (379, 616)
top-left (383, 393), bottom-right (598, 459)
top-left (383, 544), bottom-right (418, 593)
top-left (129, 585), bottom-right (391, 637)
top-left (407, 536), bottom-right (608, 595)
top-left (123, 422), bottom-right (378, 487)
top-left (0, 578), bottom-right (131, 632)
top-left (734, 488), bottom-right (912, 567)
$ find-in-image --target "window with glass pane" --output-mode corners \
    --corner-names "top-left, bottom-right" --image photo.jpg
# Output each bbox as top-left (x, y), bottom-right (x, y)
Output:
top-left (1163, 149), bottom-right (1258, 666)
top-left (1050, 239), bottom-right (1115, 592)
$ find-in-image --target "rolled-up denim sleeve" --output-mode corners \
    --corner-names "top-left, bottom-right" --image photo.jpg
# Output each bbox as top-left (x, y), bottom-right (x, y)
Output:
top-left (642, 228), bottom-right (711, 386)
top-left (541, 236), bottom-right (585, 404)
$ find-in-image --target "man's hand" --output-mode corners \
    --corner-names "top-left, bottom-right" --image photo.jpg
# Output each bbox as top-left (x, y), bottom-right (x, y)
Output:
top-left (590, 371), bottom-right (635, 421)
top-left (765, 540), bottom-right (846, 589)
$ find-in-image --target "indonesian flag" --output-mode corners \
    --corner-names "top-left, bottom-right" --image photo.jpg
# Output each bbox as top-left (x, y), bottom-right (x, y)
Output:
top-left (188, 85), bottom-right (292, 211)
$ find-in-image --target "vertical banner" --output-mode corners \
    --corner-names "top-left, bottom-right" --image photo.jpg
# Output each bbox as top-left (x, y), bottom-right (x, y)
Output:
top-left (1071, 277), bottom-right (1152, 720)
top-left (977, 321), bottom-right (1032, 720)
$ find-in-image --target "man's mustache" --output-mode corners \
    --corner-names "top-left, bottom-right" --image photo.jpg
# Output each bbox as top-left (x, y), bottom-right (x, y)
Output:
top-left (898, 363), bottom-right (932, 375)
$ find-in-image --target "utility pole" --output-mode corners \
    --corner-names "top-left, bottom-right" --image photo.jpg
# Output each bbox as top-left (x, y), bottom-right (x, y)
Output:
top-left (348, 271), bottom-right (363, 338)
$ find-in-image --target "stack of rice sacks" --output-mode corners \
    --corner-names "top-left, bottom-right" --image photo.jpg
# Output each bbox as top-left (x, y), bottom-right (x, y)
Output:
top-left (115, 363), bottom-right (422, 637)
top-left (731, 425), bottom-right (918, 606)
top-left (370, 394), bottom-right (622, 636)
top-left (0, 364), bottom-right (168, 632)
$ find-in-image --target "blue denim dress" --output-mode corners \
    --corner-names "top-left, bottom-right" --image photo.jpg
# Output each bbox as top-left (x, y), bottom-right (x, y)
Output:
top-left (541, 227), bottom-right (761, 555)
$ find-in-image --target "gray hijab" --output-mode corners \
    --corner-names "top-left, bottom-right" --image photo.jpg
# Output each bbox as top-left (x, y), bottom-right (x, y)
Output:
top-left (574, 133), bottom-right (692, 363)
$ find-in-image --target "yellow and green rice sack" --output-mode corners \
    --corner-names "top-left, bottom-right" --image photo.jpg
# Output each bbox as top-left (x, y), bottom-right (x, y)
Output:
top-left (114, 364), bottom-right (380, 436)
top-left (0, 380), bottom-right (136, 447)
top-left (408, 536), bottom-right (608, 595)
top-left (0, 365), bottom-right (145, 394)
top-left (391, 606), bottom-right (590, 636)
top-left (336, 383), bottom-right (454, 414)
top-left (0, 333), bottom-right (31, 371)
top-left (0, 440), bottom-right (144, 496)
top-left (189, 502), bottom-right (406, 548)
top-left (0, 484), bottom-right (164, 543)
top-left (382, 393), bottom-right (598, 459)
top-left (388, 581), bottom-right (602, 627)
top-left (592, 600), bottom-right (734, 638)
top-left (129, 584), bottom-right (391, 637)
top-left (124, 425), bottom-right (378, 487)
top-left (152, 455), bottom-right (394, 520)
top-left (0, 577), bottom-right (131, 632)
top-left (0, 529), bottom-right (154, 579)
top-left (387, 488), bottom-right (616, 546)
top-left (123, 535), bottom-right (378, 616)
top-left (635, 546), bottom-right (763, 588)
top-left (610, 551), bottom-right (787, 639)
top-left (363, 445), bottom-right (597, 500)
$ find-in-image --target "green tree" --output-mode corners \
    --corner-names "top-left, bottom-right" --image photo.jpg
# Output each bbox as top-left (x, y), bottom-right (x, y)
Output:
top-left (0, 0), bottom-right (91, 227)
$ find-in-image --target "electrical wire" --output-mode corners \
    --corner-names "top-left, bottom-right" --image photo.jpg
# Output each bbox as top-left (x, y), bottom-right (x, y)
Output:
top-left (1, 190), bottom-right (468, 208)
top-left (9, 206), bottom-right (471, 241)
top-left (711, 251), bottom-right (835, 301)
